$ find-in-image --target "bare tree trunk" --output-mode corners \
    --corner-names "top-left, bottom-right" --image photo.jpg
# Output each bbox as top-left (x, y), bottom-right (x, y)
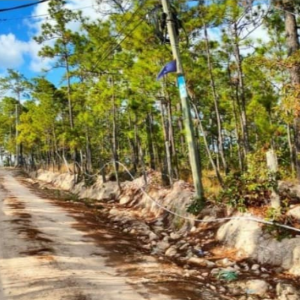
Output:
top-left (176, 102), bottom-right (185, 157)
top-left (146, 113), bottom-right (155, 170)
top-left (166, 95), bottom-right (179, 178)
top-left (226, 52), bottom-right (244, 171)
top-left (284, 4), bottom-right (300, 179)
top-left (287, 124), bottom-right (296, 175)
top-left (160, 97), bottom-right (173, 186)
top-left (128, 115), bottom-right (138, 173)
top-left (232, 23), bottom-right (250, 155)
top-left (85, 129), bottom-right (92, 173)
top-left (204, 24), bottom-right (228, 173)
top-left (64, 52), bottom-right (74, 129)
top-left (111, 77), bottom-right (121, 191)
top-left (191, 102), bottom-right (224, 187)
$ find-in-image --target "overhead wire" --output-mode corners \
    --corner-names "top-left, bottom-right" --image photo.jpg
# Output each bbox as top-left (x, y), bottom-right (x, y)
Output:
top-left (42, 159), bottom-right (300, 234)
top-left (0, 0), bottom-right (49, 13)
top-left (90, 2), bottom-right (152, 73)
top-left (114, 160), bottom-right (300, 234)
top-left (0, 5), bottom-right (95, 22)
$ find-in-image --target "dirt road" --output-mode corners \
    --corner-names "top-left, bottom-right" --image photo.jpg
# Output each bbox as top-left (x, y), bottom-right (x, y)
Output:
top-left (0, 168), bottom-right (224, 300)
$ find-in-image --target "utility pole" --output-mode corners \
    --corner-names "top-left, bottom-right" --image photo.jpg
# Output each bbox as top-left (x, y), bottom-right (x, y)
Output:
top-left (161, 0), bottom-right (204, 202)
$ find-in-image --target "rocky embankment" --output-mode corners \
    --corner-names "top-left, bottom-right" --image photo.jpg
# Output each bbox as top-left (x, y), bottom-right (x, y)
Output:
top-left (27, 169), bottom-right (300, 300)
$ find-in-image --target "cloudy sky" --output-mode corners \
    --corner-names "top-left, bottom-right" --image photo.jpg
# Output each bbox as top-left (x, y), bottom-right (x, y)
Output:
top-left (0, 0), bottom-right (102, 86)
top-left (0, 0), bottom-right (270, 87)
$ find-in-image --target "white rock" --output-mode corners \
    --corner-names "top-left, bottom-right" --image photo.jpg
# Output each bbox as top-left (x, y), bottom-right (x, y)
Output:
top-left (287, 206), bottom-right (300, 220)
top-left (170, 232), bottom-right (181, 240)
top-left (162, 236), bottom-right (169, 242)
top-left (156, 241), bottom-right (170, 252)
top-left (190, 226), bottom-right (197, 233)
top-left (216, 258), bottom-right (234, 267)
top-left (119, 196), bottom-right (131, 205)
top-left (179, 242), bottom-right (189, 250)
top-left (165, 246), bottom-right (177, 257)
top-left (148, 231), bottom-right (158, 241)
top-left (217, 215), bottom-right (300, 275)
top-left (276, 283), bottom-right (299, 297)
top-left (206, 261), bottom-right (216, 268)
top-left (210, 268), bottom-right (221, 276)
top-left (187, 257), bottom-right (208, 267)
top-left (251, 264), bottom-right (260, 271)
top-left (245, 279), bottom-right (269, 296)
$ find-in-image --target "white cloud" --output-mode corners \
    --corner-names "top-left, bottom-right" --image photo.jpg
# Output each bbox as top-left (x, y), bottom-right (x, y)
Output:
top-left (0, 34), bottom-right (29, 70)
top-left (24, 0), bottom-right (105, 72)
top-left (0, 0), bottom-right (129, 74)
top-left (26, 40), bottom-right (52, 73)
top-left (247, 24), bottom-right (270, 43)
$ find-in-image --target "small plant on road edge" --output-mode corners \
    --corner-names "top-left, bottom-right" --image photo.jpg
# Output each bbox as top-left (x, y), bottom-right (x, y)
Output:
top-left (216, 270), bottom-right (238, 282)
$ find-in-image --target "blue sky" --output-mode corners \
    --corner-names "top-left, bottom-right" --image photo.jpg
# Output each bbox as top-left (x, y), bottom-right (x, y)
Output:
top-left (0, 0), bottom-right (101, 87)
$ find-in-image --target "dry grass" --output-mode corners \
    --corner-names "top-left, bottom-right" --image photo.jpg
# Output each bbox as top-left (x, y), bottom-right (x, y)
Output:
top-left (202, 170), bottom-right (223, 198)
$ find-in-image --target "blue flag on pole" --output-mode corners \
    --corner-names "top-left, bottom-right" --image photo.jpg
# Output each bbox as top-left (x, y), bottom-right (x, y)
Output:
top-left (156, 60), bottom-right (177, 80)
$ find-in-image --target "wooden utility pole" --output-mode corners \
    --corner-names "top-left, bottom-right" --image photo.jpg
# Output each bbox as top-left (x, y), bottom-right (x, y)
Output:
top-left (161, 0), bottom-right (204, 202)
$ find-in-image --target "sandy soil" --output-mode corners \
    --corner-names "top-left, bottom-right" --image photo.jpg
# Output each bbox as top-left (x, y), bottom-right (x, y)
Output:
top-left (0, 168), bottom-right (223, 300)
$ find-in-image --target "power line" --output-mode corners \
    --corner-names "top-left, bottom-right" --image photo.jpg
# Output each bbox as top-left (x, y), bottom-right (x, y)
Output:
top-left (92, 15), bottom-right (147, 71)
top-left (77, 159), bottom-right (300, 234)
top-left (0, 5), bottom-right (94, 22)
top-left (91, 4), bottom-right (153, 72)
top-left (0, 0), bottom-right (49, 13)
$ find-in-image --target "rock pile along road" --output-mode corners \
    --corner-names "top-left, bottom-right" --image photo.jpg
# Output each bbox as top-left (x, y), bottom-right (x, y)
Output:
top-left (0, 168), bottom-right (226, 300)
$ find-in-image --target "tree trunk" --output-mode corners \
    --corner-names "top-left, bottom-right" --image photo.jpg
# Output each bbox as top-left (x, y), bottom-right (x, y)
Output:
top-left (284, 4), bottom-right (300, 179)
top-left (226, 52), bottom-right (245, 171)
top-left (85, 129), bottom-right (92, 173)
top-left (166, 94), bottom-right (179, 178)
top-left (191, 102), bottom-right (224, 187)
top-left (64, 50), bottom-right (74, 129)
top-left (287, 124), bottom-right (296, 175)
top-left (160, 96), bottom-right (173, 186)
top-left (204, 24), bottom-right (228, 173)
top-left (146, 113), bottom-right (155, 170)
top-left (232, 23), bottom-right (250, 155)
top-left (111, 77), bottom-right (121, 191)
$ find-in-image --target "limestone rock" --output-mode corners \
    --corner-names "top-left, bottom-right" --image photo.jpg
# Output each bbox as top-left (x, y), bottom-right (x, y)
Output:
top-left (148, 231), bottom-right (158, 241)
top-left (165, 245), bottom-right (177, 257)
top-left (216, 217), bottom-right (262, 256)
top-left (245, 279), bottom-right (269, 296)
top-left (170, 232), bottom-right (181, 240)
top-left (276, 283), bottom-right (300, 300)
top-left (251, 264), bottom-right (260, 271)
top-left (217, 215), bottom-right (300, 275)
top-left (156, 241), bottom-right (170, 252)
top-left (229, 280), bottom-right (269, 297)
top-left (287, 206), bottom-right (300, 220)
top-left (187, 257), bottom-right (209, 267)
top-left (215, 258), bottom-right (234, 267)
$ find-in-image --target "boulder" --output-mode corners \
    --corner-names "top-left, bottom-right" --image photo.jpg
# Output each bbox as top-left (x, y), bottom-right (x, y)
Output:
top-left (276, 283), bottom-right (300, 300)
top-left (287, 206), bottom-right (300, 220)
top-left (216, 215), bottom-right (300, 275)
top-left (165, 245), bottom-right (178, 257)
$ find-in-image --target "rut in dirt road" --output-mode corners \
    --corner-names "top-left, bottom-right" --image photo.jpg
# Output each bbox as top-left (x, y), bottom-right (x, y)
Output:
top-left (0, 169), bottom-right (225, 300)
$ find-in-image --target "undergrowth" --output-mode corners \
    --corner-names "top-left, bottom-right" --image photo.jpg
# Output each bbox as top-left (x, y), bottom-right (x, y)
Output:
top-left (216, 151), bottom-right (281, 211)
